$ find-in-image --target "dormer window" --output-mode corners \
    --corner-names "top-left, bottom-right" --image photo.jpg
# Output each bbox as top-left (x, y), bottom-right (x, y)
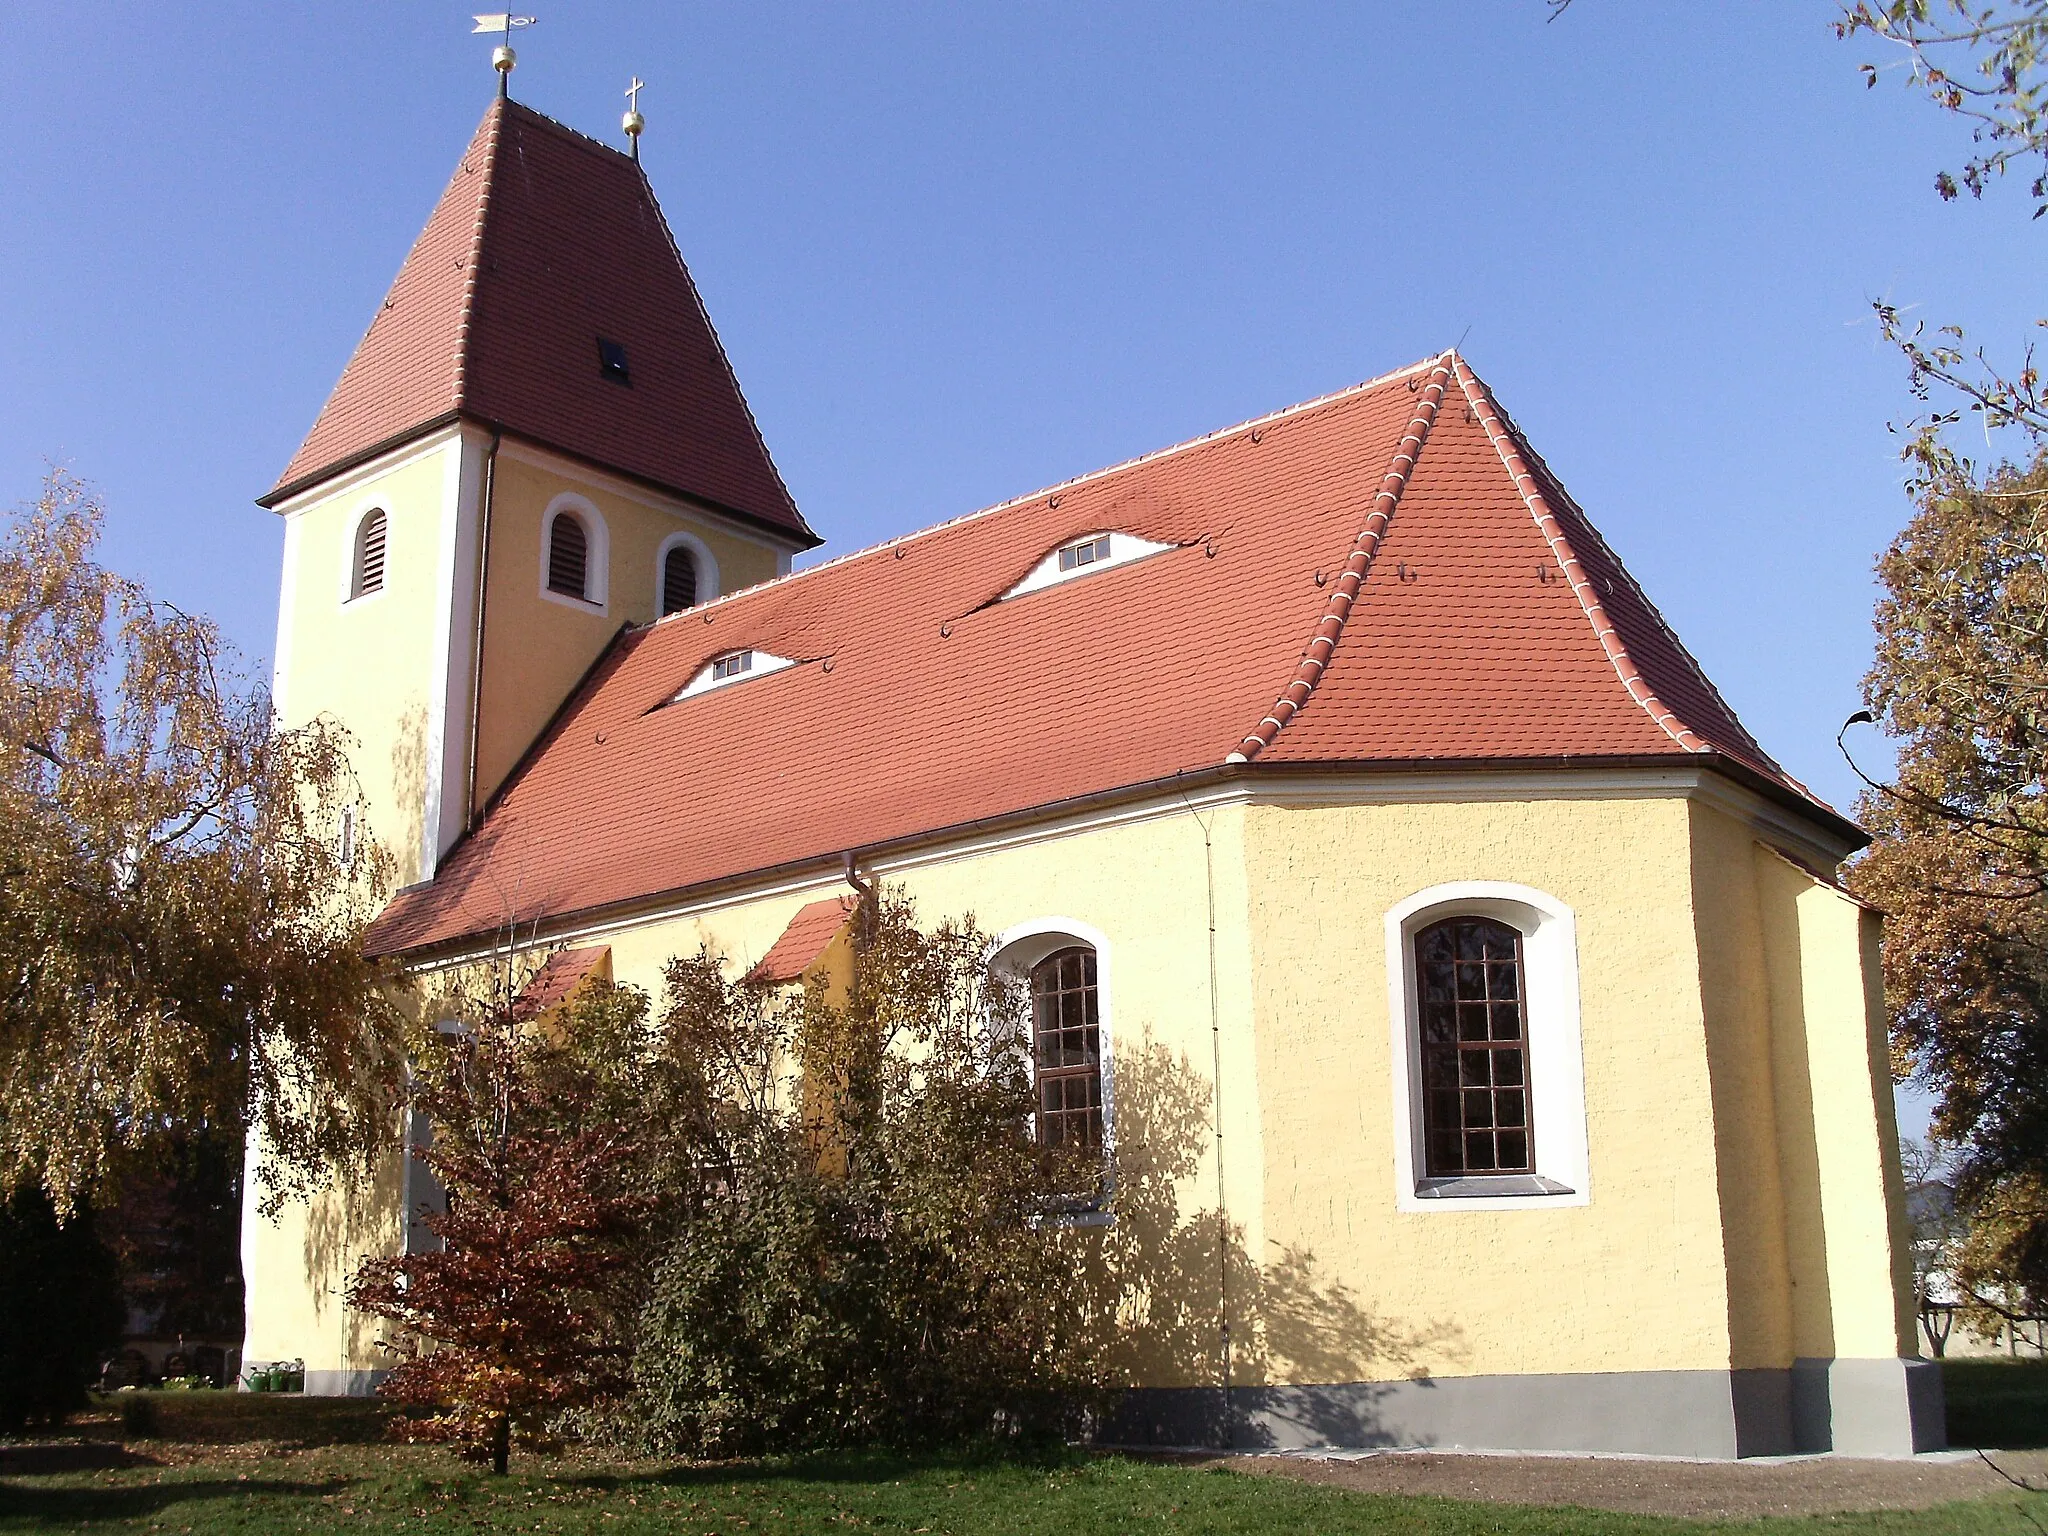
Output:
top-left (671, 647), bottom-right (797, 702)
top-left (597, 337), bottom-right (631, 386)
top-left (1058, 535), bottom-right (1111, 572)
top-left (1001, 530), bottom-right (1178, 601)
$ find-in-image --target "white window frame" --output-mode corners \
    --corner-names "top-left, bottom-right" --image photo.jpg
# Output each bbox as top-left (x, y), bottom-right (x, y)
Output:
top-left (654, 530), bottom-right (720, 616)
top-left (1001, 530), bottom-right (1176, 600)
top-left (1385, 881), bottom-right (1590, 1212)
top-left (539, 492), bottom-right (609, 613)
top-left (339, 504), bottom-right (391, 609)
top-left (988, 917), bottom-right (1116, 1225)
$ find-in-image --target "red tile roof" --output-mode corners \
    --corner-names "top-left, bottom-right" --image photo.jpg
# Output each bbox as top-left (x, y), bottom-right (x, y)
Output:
top-left (263, 99), bottom-right (814, 544)
top-left (367, 353), bottom-right (1852, 958)
top-left (511, 945), bottom-right (611, 1019)
top-left (746, 895), bottom-right (858, 984)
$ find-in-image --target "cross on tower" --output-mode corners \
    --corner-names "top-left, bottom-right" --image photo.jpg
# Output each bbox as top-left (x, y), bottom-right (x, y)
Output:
top-left (623, 76), bottom-right (647, 160)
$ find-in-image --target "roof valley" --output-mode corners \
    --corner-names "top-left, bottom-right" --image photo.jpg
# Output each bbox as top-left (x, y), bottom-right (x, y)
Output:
top-left (1229, 352), bottom-right (1455, 763)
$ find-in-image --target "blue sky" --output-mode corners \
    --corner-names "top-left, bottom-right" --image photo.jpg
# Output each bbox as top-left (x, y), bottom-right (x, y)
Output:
top-left (3, 5), bottom-right (2037, 1128)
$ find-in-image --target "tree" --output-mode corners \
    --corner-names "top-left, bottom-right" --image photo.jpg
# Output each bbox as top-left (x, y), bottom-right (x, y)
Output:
top-left (345, 976), bottom-right (651, 1475)
top-left (0, 1184), bottom-right (125, 1431)
top-left (101, 1125), bottom-right (247, 1352)
top-left (1847, 452), bottom-right (2048, 1331)
top-left (1838, 1), bottom-right (2048, 212)
top-left (0, 471), bottom-right (404, 1214)
top-left (628, 888), bottom-right (1113, 1455)
top-left (1826, 2), bottom-right (2048, 1335)
top-left (1837, 3), bottom-right (2048, 481)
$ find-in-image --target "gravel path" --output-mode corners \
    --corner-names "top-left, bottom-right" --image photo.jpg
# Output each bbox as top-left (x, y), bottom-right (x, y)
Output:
top-left (1186, 1447), bottom-right (2048, 1519)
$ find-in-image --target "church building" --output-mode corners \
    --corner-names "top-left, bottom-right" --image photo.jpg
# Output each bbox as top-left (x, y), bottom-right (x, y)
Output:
top-left (241, 86), bottom-right (1941, 1458)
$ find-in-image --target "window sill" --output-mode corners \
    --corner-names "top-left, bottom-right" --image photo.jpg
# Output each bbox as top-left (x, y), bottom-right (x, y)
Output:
top-left (539, 586), bottom-right (607, 616)
top-left (1414, 1174), bottom-right (1576, 1200)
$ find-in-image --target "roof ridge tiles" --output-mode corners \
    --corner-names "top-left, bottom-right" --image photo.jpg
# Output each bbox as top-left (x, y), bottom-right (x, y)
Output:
top-left (638, 352), bottom-right (1449, 636)
top-left (449, 99), bottom-right (506, 410)
top-left (1453, 356), bottom-right (1707, 755)
top-left (499, 98), bottom-right (637, 165)
top-left (1229, 351), bottom-right (1455, 763)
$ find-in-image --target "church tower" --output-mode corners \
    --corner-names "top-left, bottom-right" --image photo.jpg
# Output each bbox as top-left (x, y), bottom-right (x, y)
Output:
top-left (246, 93), bottom-right (815, 1386)
top-left (262, 94), bottom-right (817, 893)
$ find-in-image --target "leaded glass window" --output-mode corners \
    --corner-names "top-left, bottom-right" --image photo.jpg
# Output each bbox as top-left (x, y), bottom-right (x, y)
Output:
top-left (1416, 916), bottom-right (1533, 1176)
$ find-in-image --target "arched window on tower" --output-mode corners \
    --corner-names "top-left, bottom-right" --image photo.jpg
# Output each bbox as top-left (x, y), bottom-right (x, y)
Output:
top-left (349, 509), bottom-right (388, 602)
top-left (547, 511), bottom-right (589, 601)
top-left (662, 543), bottom-right (698, 615)
top-left (1029, 946), bottom-right (1103, 1149)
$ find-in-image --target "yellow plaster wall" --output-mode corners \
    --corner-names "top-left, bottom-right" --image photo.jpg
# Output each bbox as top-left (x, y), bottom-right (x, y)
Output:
top-left (471, 456), bottom-right (787, 812)
top-left (242, 1132), bottom-right (409, 1373)
top-left (276, 443), bottom-right (457, 887)
top-left (1750, 843), bottom-right (1918, 1360)
top-left (1688, 805), bottom-right (1799, 1369)
top-left (244, 784), bottom-right (1914, 1389)
top-left (1242, 796), bottom-right (1734, 1383)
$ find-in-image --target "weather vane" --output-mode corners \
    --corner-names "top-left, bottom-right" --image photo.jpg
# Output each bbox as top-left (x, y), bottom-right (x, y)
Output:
top-left (472, 14), bottom-right (538, 96)
top-left (623, 76), bottom-right (646, 160)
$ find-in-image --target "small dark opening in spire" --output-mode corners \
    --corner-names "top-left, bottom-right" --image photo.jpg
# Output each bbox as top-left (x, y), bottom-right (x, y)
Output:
top-left (597, 337), bottom-right (631, 387)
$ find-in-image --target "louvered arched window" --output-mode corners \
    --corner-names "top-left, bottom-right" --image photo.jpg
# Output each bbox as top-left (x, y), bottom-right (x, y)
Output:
top-left (661, 544), bottom-right (698, 615)
top-left (350, 509), bottom-right (388, 601)
top-left (547, 511), bottom-right (589, 600)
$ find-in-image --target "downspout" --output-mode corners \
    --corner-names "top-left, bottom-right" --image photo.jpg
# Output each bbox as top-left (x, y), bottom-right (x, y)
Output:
top-left (842, 849), bottom-right (876, 947)
top-left (464, 430), bottom-right (501, 834)
top-left (1178, 772), bottom-right (1232, 1448)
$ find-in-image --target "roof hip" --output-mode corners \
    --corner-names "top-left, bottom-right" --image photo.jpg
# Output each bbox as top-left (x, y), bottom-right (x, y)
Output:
top-left (1452, 355), bottom-right (1707, 754)
top-left (449, 99), bottom-right (507, 411)
top-left (1228, 352), bottom-right (1455, 762)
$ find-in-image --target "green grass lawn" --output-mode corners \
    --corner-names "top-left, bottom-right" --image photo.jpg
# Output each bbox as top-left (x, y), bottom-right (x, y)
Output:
top-left (0, 1390), bottom-right (2038, 1536)
top-left (1943, 1356), bottom-right (2048, 1450)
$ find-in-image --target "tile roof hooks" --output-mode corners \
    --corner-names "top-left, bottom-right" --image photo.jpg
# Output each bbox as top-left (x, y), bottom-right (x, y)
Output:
top-left (1226, 353), bottom-right (1455, 765)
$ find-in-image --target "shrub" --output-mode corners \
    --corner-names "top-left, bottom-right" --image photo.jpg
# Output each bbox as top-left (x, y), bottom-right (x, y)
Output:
top-left (0, 1185), bottom-right (126, 1431)
top-left (625, 889), bottom-right (1113, 1455)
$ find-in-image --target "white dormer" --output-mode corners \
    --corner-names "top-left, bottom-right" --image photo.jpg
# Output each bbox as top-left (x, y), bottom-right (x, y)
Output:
top-left (672, 647), bottom-right (797, 702)
top-left (1002, 530), bottom-right (1176, 601)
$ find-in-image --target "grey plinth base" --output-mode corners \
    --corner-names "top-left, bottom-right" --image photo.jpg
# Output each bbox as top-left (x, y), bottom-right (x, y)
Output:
top-left (1792, 1357), bottom-right (1946, 1455)
top-left (301, 1369), bottom-right (389, 1398)
top-left (1106, 1359), bottom-right (1946, 1458)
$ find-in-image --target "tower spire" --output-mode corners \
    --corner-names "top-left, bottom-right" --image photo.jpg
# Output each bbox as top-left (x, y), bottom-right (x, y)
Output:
top-left (623, 76), bottom-right (645, 160)
top-left (470, 14), bottom-right (537, 97)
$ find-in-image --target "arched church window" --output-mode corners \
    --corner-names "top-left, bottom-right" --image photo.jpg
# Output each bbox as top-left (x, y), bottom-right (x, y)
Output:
top-left (350, 509), bottom-right (387, 601)
top-left (548, 511), bottom-right (589, 601)
top-left (662, 544), bottom-right (698, 614)
top-left (1415, 916), bottom-right (1533, 1177)
top-left (1030, 946), bottom-right (1103, 1149)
